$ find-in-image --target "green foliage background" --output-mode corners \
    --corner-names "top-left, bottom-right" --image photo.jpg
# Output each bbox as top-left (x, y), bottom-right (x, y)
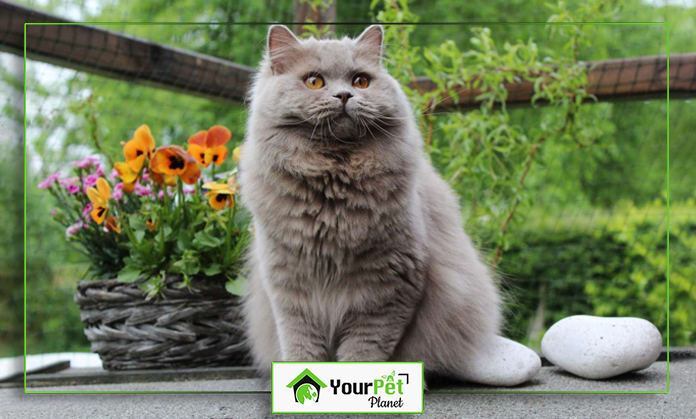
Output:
top-left (0, 0), bottom-right (693, 358)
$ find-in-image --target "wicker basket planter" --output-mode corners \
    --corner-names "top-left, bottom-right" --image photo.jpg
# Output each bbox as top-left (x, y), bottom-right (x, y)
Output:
top-left (74, 276), bottom-right (249, 370)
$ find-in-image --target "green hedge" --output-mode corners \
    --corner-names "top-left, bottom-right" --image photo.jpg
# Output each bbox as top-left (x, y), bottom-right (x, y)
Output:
top-left (497, 199), bottom-right (695, 347)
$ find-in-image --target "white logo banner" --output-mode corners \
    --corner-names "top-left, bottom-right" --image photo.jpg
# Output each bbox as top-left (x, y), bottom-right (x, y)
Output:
top-left (271, 362), bottom-right (424, 414)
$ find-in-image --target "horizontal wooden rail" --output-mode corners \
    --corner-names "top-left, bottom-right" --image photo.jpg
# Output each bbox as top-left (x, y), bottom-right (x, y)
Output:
top-left (0, 0), bottom-right (254, 102)
top-left (414, 53), bottom-right (695, 110)
top-left (1, 0), bottom-right (694, 109)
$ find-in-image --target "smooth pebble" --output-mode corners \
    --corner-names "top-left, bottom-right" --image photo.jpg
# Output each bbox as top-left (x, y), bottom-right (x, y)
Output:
top-left (541, 315), bottom-right (662, 380)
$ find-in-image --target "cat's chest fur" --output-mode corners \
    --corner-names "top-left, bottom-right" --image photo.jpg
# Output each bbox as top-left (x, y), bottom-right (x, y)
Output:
top-left (252, 155), bottom-right (414, 282)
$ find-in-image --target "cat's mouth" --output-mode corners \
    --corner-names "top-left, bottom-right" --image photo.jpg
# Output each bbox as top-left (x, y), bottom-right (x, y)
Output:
top-left (326, 111), bottom-right (362, 142)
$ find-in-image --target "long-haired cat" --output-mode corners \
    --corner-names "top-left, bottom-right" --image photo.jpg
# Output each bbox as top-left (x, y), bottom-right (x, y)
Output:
top-left (239, 25), bottom-right (502, 384)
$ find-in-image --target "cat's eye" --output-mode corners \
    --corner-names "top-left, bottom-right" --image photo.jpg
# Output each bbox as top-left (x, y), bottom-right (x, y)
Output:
top-left (352, 74), bottom-right (370, 89)
top-left (304, 75), bottom-right (325, 90)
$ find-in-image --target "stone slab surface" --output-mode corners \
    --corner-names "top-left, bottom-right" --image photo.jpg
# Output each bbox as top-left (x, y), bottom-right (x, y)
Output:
top-left (2, 359), bottom-right (692, 418)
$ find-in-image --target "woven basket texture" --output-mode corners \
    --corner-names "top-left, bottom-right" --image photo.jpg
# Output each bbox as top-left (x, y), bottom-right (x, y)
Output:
top-left (74, 276), bottom-right (249, 370)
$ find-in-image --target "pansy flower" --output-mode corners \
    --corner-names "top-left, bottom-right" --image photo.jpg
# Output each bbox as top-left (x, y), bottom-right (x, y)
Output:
top-left (124, 124), bottom-right (156, 172)
top-left (146, 218), bottom-right (159, 231)
top-left (104, 216), bottom-right (121, 234)
top-left (114, 162), bottom-right (138, 193)
top-left (86, 178), bottom-right (111, 224)
top-left (150, 145), bottom-right (201, 185)
top-left (152, 171), bottom-right (177, 187)
top-left (187, 125), bottom-right (232, 167)
top-left (203, 181), bottom-right (236, 210)
top-left (232, 146), bottom-right (243, 163)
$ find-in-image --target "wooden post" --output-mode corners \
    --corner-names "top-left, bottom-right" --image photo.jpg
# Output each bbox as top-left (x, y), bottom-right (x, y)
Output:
top-left (293, 0), bottom-right (337, 37)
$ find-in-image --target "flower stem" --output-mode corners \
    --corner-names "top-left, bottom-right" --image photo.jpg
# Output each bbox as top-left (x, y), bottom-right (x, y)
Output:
top-left (159, 216), bottom-right (166, 255)
top-left (225, 198), bottom-right (237, 257)
top-left (177, 178), bottom-right (186, 226)
top-left (162, 186), bottom-right (171, 221)
top-left (114, 199), bottom-right (138, 245)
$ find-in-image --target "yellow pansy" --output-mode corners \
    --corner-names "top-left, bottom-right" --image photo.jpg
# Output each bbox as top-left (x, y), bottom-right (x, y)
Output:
top-left (87, 178), bottom-right (111, 224)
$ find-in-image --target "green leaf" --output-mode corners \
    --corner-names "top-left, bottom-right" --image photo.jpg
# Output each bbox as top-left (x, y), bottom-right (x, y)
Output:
top-left (129, 214), bottom-right (148, 231)
top-left (117, 266), bottom-right (141, 283)
top-left (225, 277), bottom-right (247, 296)
top-left (203, 263), bottom-right (222, 276)
top-left (134, 230), bottom-right (145, 242)
top-left (193, 229), bottom-right (224, 248)
top-left (177, 230), bottom-right (192, 252)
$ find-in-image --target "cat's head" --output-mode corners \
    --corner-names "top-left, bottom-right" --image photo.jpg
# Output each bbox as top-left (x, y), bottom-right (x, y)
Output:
top-left (249, 25), bottom-right (412, 144)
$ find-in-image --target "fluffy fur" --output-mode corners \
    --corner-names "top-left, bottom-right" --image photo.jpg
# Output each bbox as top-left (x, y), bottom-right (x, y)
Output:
top-left (239, 25), bottom-right (501, 381)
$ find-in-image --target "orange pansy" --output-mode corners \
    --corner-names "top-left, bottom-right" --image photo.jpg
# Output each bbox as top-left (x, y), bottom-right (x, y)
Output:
top-left (105, 216), bottom-right (121, 234)
top-left (146, 218), bottom-right (159, 231)
top-left (187, 125), bottom-right (231, 167)
top-left (203, 181), bottom-right (236, 210)
top-left (150, 145), bottom-right (201, 185)
top-left (124, 124), bottom-right (156, 172)
top-left (152, 171), bottom-right (177, 187)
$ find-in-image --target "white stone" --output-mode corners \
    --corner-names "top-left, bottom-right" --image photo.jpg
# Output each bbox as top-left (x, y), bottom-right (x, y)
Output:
top-left (541, 315), bottom-right (662, 380)
top-left (458, 336), bottom-right (541, 386)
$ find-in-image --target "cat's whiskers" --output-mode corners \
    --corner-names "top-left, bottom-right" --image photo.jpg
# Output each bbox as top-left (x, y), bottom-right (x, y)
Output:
top-left (309, 119), bottom-right (321, 141)
top-left (277, 114), bottom-right (317, 128)
top-left (370, 121), bottom-right (399, 142)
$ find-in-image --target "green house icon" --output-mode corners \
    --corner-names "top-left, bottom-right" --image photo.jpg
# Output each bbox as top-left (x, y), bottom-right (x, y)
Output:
top-left (286, 368), bottom-right (328, 404)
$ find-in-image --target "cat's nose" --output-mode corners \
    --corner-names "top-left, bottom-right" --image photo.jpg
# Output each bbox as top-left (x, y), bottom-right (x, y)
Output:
top-left (334, 92), bottom-right (353, 106)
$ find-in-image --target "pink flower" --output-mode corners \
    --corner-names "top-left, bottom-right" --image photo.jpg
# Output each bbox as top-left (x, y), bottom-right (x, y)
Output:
top-left (112, 184), bottom-right (124, 200)
top-left (38, 173), bottom-right (60, 189)
top-left (59, 177), bottom-right (77, 187)
top-left (50, 210), bottom-right (57, 216)
top-left (82, 203), bottom-right (93, 222)
top-left (141, 171), bottom-right (150, 182)
top-left (66, 184), bottom-right (80, 194)
top-left (109, 169), bottom-right (120, 181)
top-left (72, 156), bottom-right (100, 170)
top-left (134, 183), bottom-right (153, 197)
top-left (84, 174), bottom-right (99, 188)
top-left (183, 187), bottom-right (196, 195)
top-left (157, 189), bottom-right (175, 199)
top-left (66, 221), bottom-right (85, 238)
top-left (96, 167), bottom-right (105, 176)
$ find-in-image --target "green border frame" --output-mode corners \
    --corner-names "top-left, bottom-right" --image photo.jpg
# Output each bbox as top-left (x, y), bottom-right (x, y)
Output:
top-left (22, 21), bottom-right (670, 396)
top-left (271, 361), bottom-right (424, 414)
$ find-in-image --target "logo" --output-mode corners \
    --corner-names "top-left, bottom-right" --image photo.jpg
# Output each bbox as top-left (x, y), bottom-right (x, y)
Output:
top-left (286, 368), bottom-right (328, 404)
top-left (272, 362), bottom-right (423, 413)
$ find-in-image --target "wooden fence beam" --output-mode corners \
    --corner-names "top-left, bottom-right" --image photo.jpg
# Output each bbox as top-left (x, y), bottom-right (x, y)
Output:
top-left (1, 0), bottom-right (693, 109)
top-left (413, 53), bottom-right (695, 111)
top-left (0, 0), bottom-right (254, 103)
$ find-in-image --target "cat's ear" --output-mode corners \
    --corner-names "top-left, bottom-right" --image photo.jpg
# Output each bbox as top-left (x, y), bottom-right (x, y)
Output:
top-left (267, 25), bottom-right (302, 75)
top-left (355, 25), bottom-right (384, 65)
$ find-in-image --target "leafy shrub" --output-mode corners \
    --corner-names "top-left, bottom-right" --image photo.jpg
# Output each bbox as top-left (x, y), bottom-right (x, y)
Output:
top-left (498, 199), bottom-right (695, 347)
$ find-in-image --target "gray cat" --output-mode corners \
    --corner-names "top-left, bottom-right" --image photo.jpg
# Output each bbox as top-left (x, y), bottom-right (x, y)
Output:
top-left (239, 25), bottom-right (501, 382)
